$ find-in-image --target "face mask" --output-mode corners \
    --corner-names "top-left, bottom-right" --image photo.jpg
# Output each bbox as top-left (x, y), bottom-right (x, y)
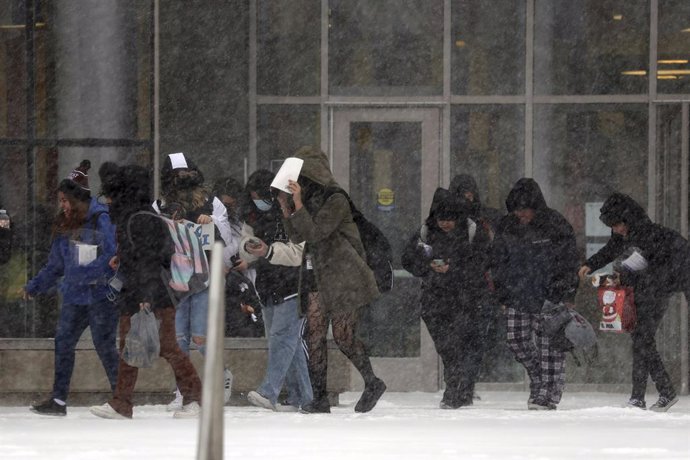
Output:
top-left (253, 199), bottom-right (273, 212)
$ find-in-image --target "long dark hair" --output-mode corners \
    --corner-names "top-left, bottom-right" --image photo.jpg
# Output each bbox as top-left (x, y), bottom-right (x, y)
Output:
top-left (53, 179), bottom-right (90, 237)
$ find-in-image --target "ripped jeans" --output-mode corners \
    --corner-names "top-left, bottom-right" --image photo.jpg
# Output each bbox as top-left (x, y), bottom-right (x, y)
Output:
top-left (175, 288), bottom-right (209, 356)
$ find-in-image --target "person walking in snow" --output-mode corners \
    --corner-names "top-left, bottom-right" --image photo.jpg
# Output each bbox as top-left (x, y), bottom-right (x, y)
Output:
top-left (242, 169), bottom-right (313, 412)
top-left (89, 164), bottom-right (202, 419)
top-left (25, 166), bottom-right (119, 416)
top-left (491, 178), bottom-right (579, 410)
top-left (155, 152), bottom-right (235, 409)
top-left (278, 145), bottom-right (386, 413)
top-left (402, 188), bottom-right (493, 409)
top-left (578, 192), bottom-right (689, 412)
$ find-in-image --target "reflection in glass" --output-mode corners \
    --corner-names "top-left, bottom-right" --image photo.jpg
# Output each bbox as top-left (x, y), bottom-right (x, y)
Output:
top-left (533, 104), bottom-right (648, 257)
top-left (658, 0), bottom-right (690, 94)
top-left (329, 0), bottom-right (443, 96)
top-left (535, 0), bottom-right (649, 95)
top-left (349, 122), bottom-right (422, 357)
top-left (450, 105), bottom-right (524, 213)
top-left (256, 105), bottom-right (320, 171)
top-left (451, 0), bottom-right (525, 95)
top-left (0, 147), bottom-right (30, 337)
top-left (257, 0), bottom-right (320, 96)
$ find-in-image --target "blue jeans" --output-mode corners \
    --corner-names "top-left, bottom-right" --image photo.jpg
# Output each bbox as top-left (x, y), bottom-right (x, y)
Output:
top-left (258, 297), bottom-right (313, 407)
top-left (175, 289), bottom-right (209, 356)
top-left (53, 298), bottom-right (119, 401)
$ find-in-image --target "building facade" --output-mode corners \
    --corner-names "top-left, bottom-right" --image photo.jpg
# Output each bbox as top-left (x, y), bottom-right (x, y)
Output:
top-left (1, 0), bottom-right (688, 393)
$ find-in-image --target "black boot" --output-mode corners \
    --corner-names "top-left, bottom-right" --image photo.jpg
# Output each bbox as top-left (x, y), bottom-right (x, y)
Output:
top-left (354, 378), bottom-right (387, 413)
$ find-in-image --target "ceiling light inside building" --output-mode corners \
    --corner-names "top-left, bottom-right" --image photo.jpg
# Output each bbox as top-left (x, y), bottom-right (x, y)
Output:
top-left (455, 40), bottom-right (466, 48)
top-left (613, 14), bottom-right (623, 21)
top-left (658, 59), bottom-right (689, 64)
top-left (621, 70), bottom-right (647, 76)
top-left (658, 69), bottom-right (690, 75)
top-left (657, 75), bottom-right (678, 79)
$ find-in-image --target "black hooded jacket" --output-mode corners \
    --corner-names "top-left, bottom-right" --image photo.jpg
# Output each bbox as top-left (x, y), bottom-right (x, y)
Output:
top-left (402, 188), bottom-right (493, 310)
top-left (492, 178), bottom-right (579, 313)
top-left (449, 174), bottom-right (503, 231)
top-left (585, 192), bottom-right (690, 300)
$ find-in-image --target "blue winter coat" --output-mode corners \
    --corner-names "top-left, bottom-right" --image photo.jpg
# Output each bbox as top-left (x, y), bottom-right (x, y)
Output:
top-left (25, 198), bottom-right (116, 305)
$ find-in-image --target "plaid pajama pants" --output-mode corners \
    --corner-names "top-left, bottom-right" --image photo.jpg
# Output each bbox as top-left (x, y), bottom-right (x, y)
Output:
top-left (505, 307), bottom-right (566, 403)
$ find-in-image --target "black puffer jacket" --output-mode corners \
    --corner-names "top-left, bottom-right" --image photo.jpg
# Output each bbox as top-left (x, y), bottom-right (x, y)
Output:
top-left (492, 178), bottom-right (579, 313)
top-left (585, 192), bottom-right (690, 300)
top-left (402, 188), bottom-right (493, 311)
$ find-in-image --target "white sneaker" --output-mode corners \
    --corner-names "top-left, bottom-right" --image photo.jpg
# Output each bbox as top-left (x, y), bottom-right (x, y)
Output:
top-left (247, 391), bottom-right (275, 411)
top-left (223, 368), bottom-right (233, 404)
top-left (89, 402), bottom-right (128, 420)
top-left (173, 401), bottom-right (200, 419)
top-left (166, 389), bottom-right (183, 412)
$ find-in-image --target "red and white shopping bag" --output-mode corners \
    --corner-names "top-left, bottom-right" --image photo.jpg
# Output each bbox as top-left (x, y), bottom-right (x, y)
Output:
top-left (597, 285), bottom-right (637, 332)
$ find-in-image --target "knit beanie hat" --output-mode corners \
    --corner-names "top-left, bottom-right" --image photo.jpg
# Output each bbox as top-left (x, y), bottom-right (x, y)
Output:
top-left (61, 160), bottom-right (91, 202)
top-left (67, 160), bottom-right (91, 192)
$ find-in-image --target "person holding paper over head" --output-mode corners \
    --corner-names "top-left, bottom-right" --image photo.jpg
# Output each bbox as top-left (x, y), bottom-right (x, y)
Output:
top-left (22, 166), bottom-right (119, 417)
top-left (578, 192), bottom-right (690, 412)
top-left (155, 152), bottom-right (236, 410)
top-left (277, 146), bottom-right (386, 414)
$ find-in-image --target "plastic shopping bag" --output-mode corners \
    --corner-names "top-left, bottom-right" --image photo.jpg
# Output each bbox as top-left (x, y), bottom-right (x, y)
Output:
top-left (122, 307), bottom-right (160, 368)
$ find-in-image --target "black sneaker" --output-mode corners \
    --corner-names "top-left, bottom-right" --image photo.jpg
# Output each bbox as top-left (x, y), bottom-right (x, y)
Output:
top-left (299, 398), bottom-right (331, 414)
top-left (355, 378), bottom-right (387, 413)
top-left (30, 398), bottom-right (66, 416)
top-left (626, 398), bottom-right (646, 409)
top-left (649, 395), bottom-right (678, 412)
top-left (528, 396), bottom-right (555, 410)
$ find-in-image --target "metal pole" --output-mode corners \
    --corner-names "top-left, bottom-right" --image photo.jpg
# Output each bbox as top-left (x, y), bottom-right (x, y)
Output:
top-left (196, 242), bottom-right (225, 460)
top-left (153, 0), bottom-right (161, 198)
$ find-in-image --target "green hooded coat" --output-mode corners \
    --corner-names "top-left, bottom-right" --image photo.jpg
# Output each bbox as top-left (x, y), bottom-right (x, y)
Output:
top-left (284, 146), bottom-right (380, 313)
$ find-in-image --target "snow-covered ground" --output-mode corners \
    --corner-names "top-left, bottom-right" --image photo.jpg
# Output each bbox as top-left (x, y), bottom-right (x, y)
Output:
top-left (1, 391), bottom-right (688, 460)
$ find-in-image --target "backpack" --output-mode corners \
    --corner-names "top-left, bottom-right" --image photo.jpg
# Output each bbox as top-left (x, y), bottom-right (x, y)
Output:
top-left (128, 211), bottom-right (209, 303)
top-left (325, 188), bottom-right (394, 293)
top-left (542, 300), bottom-right (598, 366)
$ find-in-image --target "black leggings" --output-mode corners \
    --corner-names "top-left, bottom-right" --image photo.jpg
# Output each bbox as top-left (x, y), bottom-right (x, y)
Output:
top-left (304, 292), bottom-right (377, 401)
top-left (630, 296), bottom-right (674, 400)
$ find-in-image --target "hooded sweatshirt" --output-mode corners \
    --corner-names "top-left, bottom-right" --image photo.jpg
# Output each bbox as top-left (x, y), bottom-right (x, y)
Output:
top-left (491, 178), bottom-right (579, 313)
top-left (401, 187), bottom-right (493, 310)
top-left (585, 192), bottom-right (690, 301)
top-left (26, 198), bottom-right (116, 305)
top-left (283, 146), bottom-right (380, 312)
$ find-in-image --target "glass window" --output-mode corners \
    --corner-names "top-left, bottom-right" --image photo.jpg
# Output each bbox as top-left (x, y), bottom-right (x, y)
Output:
top-left (35, 1), bottom-right (151, 140)
top-left (535, 0), bottom-right (649, 95)
top-left (257, 0), bottom-right (320, 96)
top-left (329, 0), bottom-right (443, 96)
top-left (450, 105), bottom-right (525, 213)
top-left (0, 146), bottom-right (151, 338)
top-left (256, 105), bottom-right (320, 171)
top-left (348, 121), bottom-right (423, 357)
top-left (451, 0), bottom-right (526, 95)
top-left (658, 0), bottom-right (690, 94)
top-left (533, 104), bottom-right (648, 257)
top-left (0, 2), bottom-right (27, 138)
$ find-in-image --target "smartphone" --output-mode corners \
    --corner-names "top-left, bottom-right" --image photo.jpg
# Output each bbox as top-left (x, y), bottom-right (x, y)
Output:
top-left (432, 259), bottom-right (445, 266)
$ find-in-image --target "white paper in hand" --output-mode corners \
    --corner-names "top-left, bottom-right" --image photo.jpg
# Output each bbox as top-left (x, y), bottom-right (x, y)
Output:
top-left (270, 157), bottom-right (304, 194)
top-left (621, 249), bottom-right (648, 272)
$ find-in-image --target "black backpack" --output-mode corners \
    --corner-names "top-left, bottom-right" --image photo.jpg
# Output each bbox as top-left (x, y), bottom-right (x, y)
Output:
top-left (326, 188), bottom-right (394, 293)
